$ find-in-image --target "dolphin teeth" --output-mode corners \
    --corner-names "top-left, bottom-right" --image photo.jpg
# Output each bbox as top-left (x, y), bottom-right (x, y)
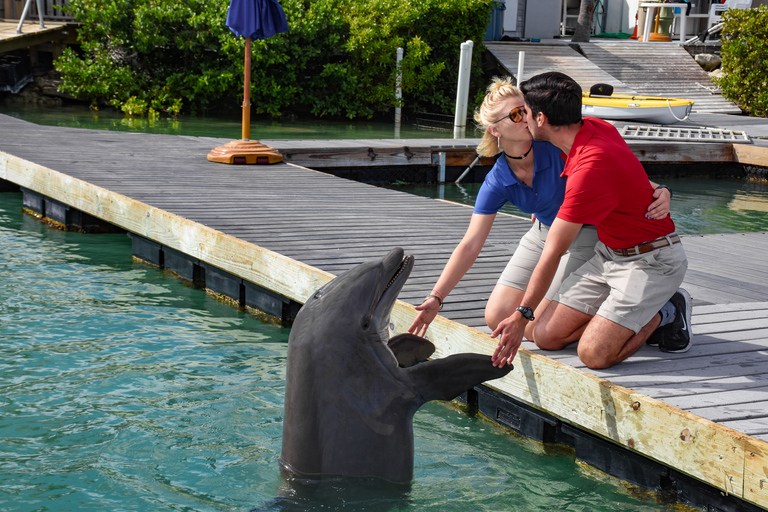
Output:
top-left (384, 257), bottom-right (408, 291)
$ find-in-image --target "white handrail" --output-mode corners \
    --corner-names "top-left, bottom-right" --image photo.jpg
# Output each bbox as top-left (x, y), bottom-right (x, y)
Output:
top-left (16, 0), bottom-right (46, 34)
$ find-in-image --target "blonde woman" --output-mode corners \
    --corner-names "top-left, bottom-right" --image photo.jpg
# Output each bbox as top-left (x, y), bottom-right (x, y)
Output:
top-left (409, 76), bottom-right (670, 341)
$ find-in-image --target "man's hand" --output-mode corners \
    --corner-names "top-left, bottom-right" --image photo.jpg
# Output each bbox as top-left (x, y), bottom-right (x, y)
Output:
top-left (490, 313), bottom-right (526, 367)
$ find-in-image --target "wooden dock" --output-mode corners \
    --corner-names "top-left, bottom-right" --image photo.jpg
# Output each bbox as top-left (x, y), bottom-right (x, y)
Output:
top-left (0, 19), bottom-right (70, 53)
top-left (485, 41), bottom-right (742, 115)
top-left (1, 114), bottom-right (768, 510)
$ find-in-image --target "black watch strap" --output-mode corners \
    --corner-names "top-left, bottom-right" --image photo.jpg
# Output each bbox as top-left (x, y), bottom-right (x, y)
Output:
top-left (655, 184), bottom-right (672, 198)
top-left (516, 306), bottom-right (535, 321)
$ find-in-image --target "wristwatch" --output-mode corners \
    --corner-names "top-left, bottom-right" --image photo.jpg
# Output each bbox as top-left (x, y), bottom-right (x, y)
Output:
top-left (516, 306), bottom-right (535, 321)
top-left (655, 184), bottom-right (672, 198)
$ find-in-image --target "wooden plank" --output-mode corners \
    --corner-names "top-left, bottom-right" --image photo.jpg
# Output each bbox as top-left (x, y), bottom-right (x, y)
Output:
top-left (281, 145), bottom-right (432, 168)
top-left (745, 438), bottom-right (768, 504)
top-left (485, 42), bottom-right (636, 95)
top-left (0, 21), bottom-right (69, 53)
top-left (630, 141), bottom-right (734, 163)
top-left (734, 144), bottom-right (768, 168)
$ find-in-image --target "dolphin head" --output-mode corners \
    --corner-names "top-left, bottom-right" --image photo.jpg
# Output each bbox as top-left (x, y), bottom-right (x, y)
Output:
top-left (297, 247), bottom-right (414, 344)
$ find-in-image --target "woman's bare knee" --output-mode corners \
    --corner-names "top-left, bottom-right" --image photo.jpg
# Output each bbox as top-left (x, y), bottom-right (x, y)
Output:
top-left (484, 285), bottom-right (524, 330)
top-left (485, 307), bottom-right (505, 331)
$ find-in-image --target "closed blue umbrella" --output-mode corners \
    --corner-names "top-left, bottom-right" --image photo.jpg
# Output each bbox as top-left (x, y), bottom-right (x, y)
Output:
top-left (208, 0), bottom-right (289, 165)
top-left (226, 0), bottom-right (289, 40)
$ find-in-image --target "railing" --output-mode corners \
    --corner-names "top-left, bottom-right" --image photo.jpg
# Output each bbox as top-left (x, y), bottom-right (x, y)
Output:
top-left (6, 0), bottom-right (76, 23)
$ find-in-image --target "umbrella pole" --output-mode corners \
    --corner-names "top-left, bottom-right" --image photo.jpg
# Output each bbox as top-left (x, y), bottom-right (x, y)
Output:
top-left (242, 36), bottom-right (251, 141)
top-left (207, 35), bottom-right (283, 165)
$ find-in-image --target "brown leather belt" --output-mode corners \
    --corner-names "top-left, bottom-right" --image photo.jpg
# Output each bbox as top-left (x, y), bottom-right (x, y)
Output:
top-left (611, 234), bottom-right (681, 257)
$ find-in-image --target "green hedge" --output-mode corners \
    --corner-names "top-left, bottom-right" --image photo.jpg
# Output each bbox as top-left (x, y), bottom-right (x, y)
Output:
top-left (715, 5), bottom-right (768, 118)
top-left (55, 0), bottom-right (494, 119)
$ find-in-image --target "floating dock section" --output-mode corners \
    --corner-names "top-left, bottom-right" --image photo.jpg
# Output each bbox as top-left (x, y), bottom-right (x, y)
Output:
top-left (2, 114), bottom-right (768, 511)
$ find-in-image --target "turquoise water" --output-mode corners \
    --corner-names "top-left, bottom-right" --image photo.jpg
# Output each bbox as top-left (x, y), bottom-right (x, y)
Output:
top-left (0, 191), bottom-right (685, 511)
top-left (0, 104), bottom-right (468, 140)
top-left (385, 178), bottom-right (768, 235)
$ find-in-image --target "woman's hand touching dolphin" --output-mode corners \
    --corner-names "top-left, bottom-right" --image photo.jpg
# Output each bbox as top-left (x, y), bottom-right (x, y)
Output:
top-left (409, 296), bottom-right (441, 337)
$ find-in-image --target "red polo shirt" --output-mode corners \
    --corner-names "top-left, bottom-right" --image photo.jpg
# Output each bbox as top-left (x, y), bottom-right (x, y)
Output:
top-left (556, 117), bottom-right (676, 249)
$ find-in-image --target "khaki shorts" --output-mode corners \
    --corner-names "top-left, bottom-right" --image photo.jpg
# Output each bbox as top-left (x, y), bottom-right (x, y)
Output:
top-left (554, 238), bottom-right (688, 333)
top-left (498, 223), bottom-right (599, 301)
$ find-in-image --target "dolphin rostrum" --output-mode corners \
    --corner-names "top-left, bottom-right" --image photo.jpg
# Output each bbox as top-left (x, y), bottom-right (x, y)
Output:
top-left (280, 247), bottom-right (513, 484)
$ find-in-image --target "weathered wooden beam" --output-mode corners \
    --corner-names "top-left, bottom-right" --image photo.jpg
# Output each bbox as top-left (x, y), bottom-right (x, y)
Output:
top-left (628, 141), bottom-right (734, 164)
top-left (281, 146), bottom-right (432, 168)
top-left (733, 144), bottom-right (768, 168)
top-left (276, 141), bottom-right (737, 168)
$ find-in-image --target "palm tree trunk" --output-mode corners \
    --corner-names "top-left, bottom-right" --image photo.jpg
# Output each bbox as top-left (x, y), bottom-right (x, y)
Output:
top-left (572, 0), bottom-right (596, 42)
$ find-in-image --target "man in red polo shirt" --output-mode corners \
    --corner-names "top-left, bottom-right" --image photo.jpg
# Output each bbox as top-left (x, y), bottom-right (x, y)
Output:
top-left (491, 71), bottom-right (691, 370)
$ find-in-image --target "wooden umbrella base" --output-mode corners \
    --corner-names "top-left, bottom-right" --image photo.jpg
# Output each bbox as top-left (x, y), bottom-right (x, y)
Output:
top-left (641, 32), bottom-right (672, 42)
top-left (207, 139), bottom-right (283, 165)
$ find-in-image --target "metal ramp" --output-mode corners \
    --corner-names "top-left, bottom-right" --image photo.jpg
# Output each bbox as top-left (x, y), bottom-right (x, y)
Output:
top-left (620, 125), bottom-right (751, 142)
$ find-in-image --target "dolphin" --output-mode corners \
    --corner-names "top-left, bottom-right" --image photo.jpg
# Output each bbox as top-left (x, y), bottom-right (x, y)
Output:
top-left (280, 247), bottom-right (513, 484)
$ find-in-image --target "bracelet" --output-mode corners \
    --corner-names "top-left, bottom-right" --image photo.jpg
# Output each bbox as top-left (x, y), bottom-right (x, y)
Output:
top-left (431, 289), bottom-right (445, 301)
top-left (422, 294), bottom-right (444, 311)
top-left (655, 184), bottom-right (672, 198)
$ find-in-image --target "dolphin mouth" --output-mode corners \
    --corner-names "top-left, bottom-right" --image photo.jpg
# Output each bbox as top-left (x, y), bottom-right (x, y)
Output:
top-left (372, 250), bottom-right (414, 332)
top-left (384, 255), bottom-right (412, 293)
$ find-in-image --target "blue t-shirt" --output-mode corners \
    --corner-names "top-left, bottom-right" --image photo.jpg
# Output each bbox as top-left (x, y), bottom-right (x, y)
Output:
top-left (473, 141), bottom-right (566, 226)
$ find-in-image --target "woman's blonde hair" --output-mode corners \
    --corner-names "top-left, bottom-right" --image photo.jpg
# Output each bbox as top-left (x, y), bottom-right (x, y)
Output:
top-left (474, 76), bottom-right (523, 157)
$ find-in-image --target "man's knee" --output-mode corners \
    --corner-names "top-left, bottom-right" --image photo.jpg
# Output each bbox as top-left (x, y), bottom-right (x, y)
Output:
top-left (531, 321), bottom-right (566, 350)
top-left (577, 342), bottom-right (611, 369)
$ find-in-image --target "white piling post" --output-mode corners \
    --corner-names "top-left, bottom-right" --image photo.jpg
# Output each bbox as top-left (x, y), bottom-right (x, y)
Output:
top-left (437, 152), bottom-right (446, 183)
top-left (453, 40), bottom-right (474, 139)
top-left (516, 51), bottom-right (525, 87)
top-left (394, 47), bottom-right (403, 139)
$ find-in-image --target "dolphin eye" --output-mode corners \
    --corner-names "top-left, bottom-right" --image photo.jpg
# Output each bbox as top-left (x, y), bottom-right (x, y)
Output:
top-left (361, 317), bottom-right (371, 330)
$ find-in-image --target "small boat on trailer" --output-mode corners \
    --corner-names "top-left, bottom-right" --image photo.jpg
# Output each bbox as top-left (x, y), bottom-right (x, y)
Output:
top-left (581, 84), bottom-right (694, 125)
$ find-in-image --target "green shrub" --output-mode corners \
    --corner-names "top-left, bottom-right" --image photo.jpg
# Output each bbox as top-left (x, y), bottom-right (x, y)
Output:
top-left (55, 0), bottom-right (494, 119)
top-left (715, 5), bottom-right (768, 118)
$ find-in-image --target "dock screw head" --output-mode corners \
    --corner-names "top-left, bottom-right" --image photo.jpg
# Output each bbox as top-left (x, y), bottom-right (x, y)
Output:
top-left (632, 401), bottom-right (641, 411)
top-left (627, 438), bottom-right (635, 448)
top-left (680, 428), bottom-right (692, 442)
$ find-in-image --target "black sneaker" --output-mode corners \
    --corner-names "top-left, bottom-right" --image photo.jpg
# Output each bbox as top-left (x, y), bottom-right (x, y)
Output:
top-left (646, 323), bottom-right (664, 347)
top-left (658, 288), bottom-right (693, 353)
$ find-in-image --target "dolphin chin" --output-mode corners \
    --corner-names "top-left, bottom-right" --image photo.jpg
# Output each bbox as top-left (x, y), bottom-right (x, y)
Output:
top-left (280, 248), bottom-right (513, 484)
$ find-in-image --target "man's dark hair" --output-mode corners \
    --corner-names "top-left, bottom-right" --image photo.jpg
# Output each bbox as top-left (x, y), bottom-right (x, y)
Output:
top-left (520, 72), bottom-right (582, 126)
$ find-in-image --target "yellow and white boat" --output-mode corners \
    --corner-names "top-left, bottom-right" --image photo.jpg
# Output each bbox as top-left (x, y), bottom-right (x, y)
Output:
top-left (582, 93), bottom-right (694, 125)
